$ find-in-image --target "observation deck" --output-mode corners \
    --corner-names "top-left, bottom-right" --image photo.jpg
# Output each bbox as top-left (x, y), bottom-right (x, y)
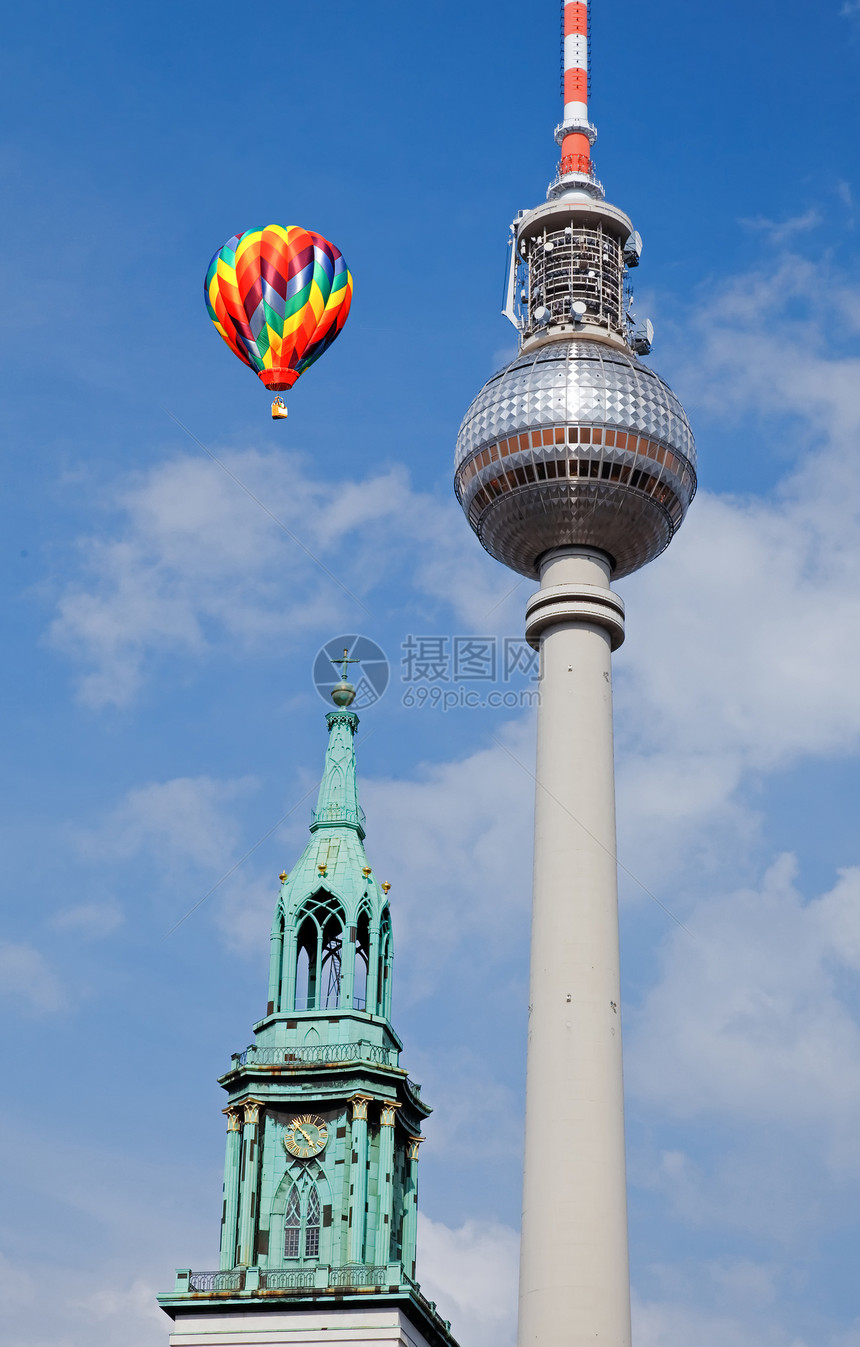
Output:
top-left (455, 340), bottom-right (696, 578)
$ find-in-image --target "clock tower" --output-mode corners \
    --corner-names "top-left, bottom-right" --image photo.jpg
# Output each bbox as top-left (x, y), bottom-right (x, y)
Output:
top-left (158, 699), bottom-right (458, 1347)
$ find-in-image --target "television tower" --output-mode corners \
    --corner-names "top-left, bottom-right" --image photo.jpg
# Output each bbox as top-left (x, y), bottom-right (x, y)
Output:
top-left (454, 5), bottom-right (696, 1347)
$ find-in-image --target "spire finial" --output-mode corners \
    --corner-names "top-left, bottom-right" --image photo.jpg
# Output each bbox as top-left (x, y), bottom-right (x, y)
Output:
top-left (330, 646), bottom-right (361, 707)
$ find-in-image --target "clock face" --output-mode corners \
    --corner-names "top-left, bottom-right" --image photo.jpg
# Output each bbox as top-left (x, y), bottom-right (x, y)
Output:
top-left (284, 1114), bottom-right (328, 1159)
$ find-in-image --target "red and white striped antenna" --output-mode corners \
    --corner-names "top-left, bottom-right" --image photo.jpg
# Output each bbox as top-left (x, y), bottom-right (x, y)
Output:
top-left (551, 0), bottom-right (602, 200)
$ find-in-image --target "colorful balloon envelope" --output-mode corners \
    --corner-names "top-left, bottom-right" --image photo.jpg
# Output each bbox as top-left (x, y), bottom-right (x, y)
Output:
top-left (204, 225), bottom-right (353, 395)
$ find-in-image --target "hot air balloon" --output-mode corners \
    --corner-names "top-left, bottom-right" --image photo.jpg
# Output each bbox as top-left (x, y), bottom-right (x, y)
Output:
top-left (204, 225), bottom-right (353, 419)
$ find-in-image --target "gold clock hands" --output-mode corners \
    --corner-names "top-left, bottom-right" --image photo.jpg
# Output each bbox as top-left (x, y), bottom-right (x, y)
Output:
top-left (296, 1125), bottom-right (315, 1145)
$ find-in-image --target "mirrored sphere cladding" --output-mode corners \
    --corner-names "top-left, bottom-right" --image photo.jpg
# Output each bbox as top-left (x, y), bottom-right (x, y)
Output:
top-left (454, 339), bottom-right (697, 579)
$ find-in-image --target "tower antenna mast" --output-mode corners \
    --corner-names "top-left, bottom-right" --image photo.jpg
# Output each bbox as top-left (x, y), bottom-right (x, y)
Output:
top-left (554, 0), bottom-right (601, 199)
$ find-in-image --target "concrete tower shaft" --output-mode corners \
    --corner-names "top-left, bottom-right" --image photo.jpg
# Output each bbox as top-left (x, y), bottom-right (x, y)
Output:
top-left (518, 549), bottom-right (630, 1347)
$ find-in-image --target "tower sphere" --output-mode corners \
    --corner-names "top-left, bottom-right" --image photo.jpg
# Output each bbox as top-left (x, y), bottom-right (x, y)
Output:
top-left (454, 194), bottom-right (697, 581)
top-left (455, 335), bottom-right (696, 580)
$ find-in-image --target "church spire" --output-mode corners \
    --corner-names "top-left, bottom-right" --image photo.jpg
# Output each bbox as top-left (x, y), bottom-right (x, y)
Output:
top-left (266, 709), bottom-right (392, 1024)
top-left (310, 710), bottom-right (365, 838)
top-left (159, 707), bottom-right (457, 1347)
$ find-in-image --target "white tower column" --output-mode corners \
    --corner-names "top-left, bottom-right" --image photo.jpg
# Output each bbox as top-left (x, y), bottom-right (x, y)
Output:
top-left (518, 546), bottom-right (630, 1347)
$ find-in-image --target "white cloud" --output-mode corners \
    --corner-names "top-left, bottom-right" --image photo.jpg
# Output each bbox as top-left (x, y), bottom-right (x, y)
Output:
top-left (50, 901), bottom-right (123, 938)
top-left (739, 209), bottom-right (821, 242)
top-left (0, 940), bottom-right (65, 1014)
top-left (706, 1258), bottom-right (778, 1308)
top-left (49, 451), bottom-right (510, 707)
top-left (0, 1115), bottom-right (214, 1347)
top-left (361, 719), bottom-right (534, 990)
top-left (0, 1253), bottom-right (35, 1310)
top-left (0, 1263), bottom-right (175, 1347)
top-left (632, 1292), bottom-right (808, 1347)
top-left (627, 857), bottom-right (860, 1196)
top-left (405, 1046), bottom-right (522, 1169)
top-left (417, 1213), bottom-right (519, 1347)
top-left (78, 774), bottom-right (257, 873)
top-left (72, 1278), bottom-right (165, 1336)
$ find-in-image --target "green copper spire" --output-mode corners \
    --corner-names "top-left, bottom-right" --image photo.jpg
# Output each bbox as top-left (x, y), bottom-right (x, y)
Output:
top-left (267, 709), bottom-right (392, 1023)
top-left (310, 710), bottom-right (365, 837)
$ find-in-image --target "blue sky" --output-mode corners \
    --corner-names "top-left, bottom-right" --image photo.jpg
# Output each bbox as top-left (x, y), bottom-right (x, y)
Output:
top-left (2, 2), bottom-right (860, 1345)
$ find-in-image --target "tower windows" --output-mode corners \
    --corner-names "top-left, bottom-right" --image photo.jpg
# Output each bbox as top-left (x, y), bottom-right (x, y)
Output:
top-left (304, 1185), bottom-right (321, 1258)
top-left (282, 1181), bottom-right (322, 1262)
top-left (289, 894), bottom-right (348, 1011)
top-left (295, 921), bottom-right (317, 1010)
top-left (377, 907), bottom-right (392, 1018)
top-left (283, 1185), bottom-right (301, 1258)
top-left (320, 915), bottom-right (343, 1009)
top-left (280, 890), bottom-right (391, 1018)
top-left (274, 912), bottom-right (284, 1011)
top-left (353, 910), bottom-right (370, 1010)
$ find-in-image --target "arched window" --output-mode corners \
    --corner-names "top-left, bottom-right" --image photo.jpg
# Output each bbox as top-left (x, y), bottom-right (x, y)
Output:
top-left (274, 912), bottom-right (285, 1012)
top-left (291, 894), bottom-right (347, 1012)
top-left (283, 1181), bottom-right (322, 1262)
top-left (377, 907), bottom-right (392, 1017)
top-left (295, 917), bottom-right (318, 1010)
top-left (354, 910), bottom-right (370, 1010)
top-left (304, 1185), bottom-right (321, 1258)
top-left (283, 1185), bottom-right (301, 1258)
top-left (321, 914), bottom-right (343, 1009)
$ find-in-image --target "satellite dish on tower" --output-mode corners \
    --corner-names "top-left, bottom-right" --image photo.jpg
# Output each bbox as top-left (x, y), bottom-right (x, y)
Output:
top-left (534, 305), bottom-right (551, 325)
top-left (571, 301), bottom-right (587, 321)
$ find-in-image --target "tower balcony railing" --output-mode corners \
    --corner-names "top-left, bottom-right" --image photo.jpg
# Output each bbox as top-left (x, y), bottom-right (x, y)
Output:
top-left (188, 1270), bottom-right (246, 1293)
top-left (180, 1264), bottom-right (450, 1325)
top-left (260, 1268), bottom-right (317, 1290)
top-left (327, 1265), bottom-right (391, 1289)
top-left (311, 802), bottom-right (366, 829)
top-left (234, 1040), bottom-right (398, 1069)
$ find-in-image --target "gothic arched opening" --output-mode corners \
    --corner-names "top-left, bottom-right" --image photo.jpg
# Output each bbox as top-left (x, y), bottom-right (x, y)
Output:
top-left (282, 1179), bottom-right (323, 1262)
top-left (294, 916), bottom-right (318, 1010)
top-left (320, 913), bottom-right (343, 1009)
top-left (354, 908), bottom-right (370, 1010)
top-left (377, 907), bottom-right (392, 1017)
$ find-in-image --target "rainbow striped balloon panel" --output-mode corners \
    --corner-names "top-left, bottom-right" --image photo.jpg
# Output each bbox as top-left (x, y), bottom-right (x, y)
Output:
top-left (205, 224), bottom-right (353, 392)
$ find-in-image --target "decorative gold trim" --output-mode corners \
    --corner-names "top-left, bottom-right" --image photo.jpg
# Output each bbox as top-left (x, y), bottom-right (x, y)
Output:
top-left (243, 1099), bottom-right (263, 1126)
top-left (380, 1102), bottom-right (401, 1127)
top-left (407, 1135), bottom-right (424, 1162)
top-left (223, 1107), bottom-right (242, 1133)
top-left (349, 1094), bottom-right (372, 1122)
